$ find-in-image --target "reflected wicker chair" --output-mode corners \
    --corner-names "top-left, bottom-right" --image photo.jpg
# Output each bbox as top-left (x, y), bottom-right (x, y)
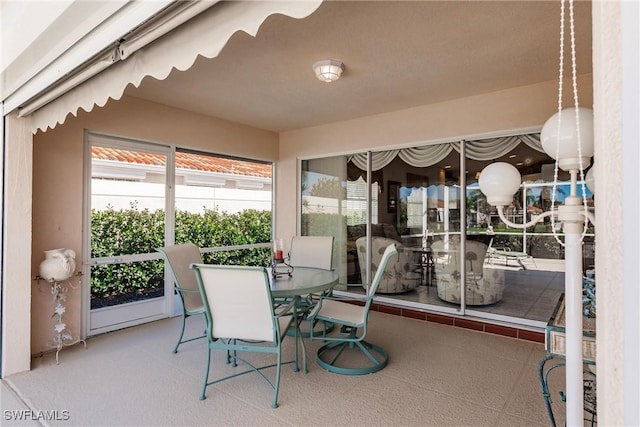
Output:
top-left (356, 236), bottom-right (420, 293)
top-left (432, 239), bottom-right (505, 306)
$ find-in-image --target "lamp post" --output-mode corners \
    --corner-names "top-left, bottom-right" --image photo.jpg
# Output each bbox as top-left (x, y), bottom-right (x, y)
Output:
top-left (479, 107), bottom-right (594, 426)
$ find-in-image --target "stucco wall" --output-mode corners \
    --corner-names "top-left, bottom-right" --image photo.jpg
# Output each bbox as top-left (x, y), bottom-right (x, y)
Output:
top-left (276, 75), bottom-right (593, 244)
top-left (592, 1), bottom-right (627, 425)
top-left (31, 96), bottom-right (278, 354)
top-left (30, 76), bottom-right (594, 355)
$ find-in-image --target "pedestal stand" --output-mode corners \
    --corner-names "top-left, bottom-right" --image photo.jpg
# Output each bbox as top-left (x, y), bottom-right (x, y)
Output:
top-left (36, 274), bottom-right (87, 364)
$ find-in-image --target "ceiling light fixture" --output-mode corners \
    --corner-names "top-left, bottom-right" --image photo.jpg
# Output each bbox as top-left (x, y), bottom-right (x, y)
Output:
top-left (312, 59), bottom-right (345, 83)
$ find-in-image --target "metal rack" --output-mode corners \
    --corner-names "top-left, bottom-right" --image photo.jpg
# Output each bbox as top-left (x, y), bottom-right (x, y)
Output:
top-left (538, 284), bottom-right (596, 427)
top-left (36, 275), bottom-right (87, 363)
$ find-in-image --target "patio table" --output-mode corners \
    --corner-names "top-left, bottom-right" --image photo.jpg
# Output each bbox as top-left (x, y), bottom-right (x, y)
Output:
top-left (269, 267), bottom-right (338, 299)
top-left (270, 267), bottom-right (338, 342)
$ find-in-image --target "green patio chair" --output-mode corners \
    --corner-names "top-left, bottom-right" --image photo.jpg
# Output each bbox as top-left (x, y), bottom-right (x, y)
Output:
top-left (156, 243), bottom-right (206, 353)
top-left (287, 235), bottom-right (335, 336)
top-left (190, 263), bottom-right (306, 408)
top-left (306, 243), bottom-right (397, 375)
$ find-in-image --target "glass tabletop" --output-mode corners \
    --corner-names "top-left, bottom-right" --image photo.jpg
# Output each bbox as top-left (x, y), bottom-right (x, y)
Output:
top-left (269, 267), bottom-right (338, 298)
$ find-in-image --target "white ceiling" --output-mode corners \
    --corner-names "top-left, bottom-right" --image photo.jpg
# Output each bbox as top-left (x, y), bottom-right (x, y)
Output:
top-left (124, 0), bottom-right (592, 133)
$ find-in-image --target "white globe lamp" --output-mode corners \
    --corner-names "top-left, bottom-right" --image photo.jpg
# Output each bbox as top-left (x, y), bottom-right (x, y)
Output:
top-left (478, 162), bottom-right (522, 207)
top-left (540, 107), bottom-right (594, 171)
top-left (586, 166), bottom-right (595, 194)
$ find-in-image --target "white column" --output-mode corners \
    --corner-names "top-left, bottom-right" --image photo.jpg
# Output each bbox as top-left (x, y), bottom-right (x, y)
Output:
top-left (563, 229), bottom-right (584, 426)
top-left (1, 112), bottom-right (34, 376)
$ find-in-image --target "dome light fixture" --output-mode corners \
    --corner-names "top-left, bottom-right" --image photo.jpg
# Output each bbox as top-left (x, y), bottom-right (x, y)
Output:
top-left (312, 59), bottom-right (345, 82)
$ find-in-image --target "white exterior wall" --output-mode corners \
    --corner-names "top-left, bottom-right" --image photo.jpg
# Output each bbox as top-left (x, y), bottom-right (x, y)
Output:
top-left (91, 180), bottom-right (271, 213)
top-left (1, 113), bottom-right (33, 375)
top-left (593, 1), bottom-right (639, 425)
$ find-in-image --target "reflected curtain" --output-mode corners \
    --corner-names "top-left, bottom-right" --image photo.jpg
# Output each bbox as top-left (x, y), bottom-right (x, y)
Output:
top-left (347, 133), bottom-right (543, 170)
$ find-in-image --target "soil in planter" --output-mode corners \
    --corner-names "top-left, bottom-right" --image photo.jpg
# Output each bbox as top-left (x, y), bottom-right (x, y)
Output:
top-left (91, 288), bottom-right (165, 309)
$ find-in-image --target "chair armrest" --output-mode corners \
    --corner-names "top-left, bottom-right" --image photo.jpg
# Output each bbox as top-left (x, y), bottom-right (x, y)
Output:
top-left (175, 286), bottom-right (200, 294)
top-left (307, 295), bottom-right (364, 319)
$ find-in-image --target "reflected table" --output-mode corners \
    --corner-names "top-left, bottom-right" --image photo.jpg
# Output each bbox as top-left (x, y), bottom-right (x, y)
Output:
top-left (408, 247), bottom-right (434, 287)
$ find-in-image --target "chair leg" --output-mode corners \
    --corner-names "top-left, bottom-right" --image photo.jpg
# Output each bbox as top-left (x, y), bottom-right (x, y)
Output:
top-left (316, 339), bottom-right (388, 375)
top-left (230, 340), bottom-right (238, 367)
top-left (315, 327), bottom-right (388, 375)
top-left (173, 314), bottom-right (187, 353)
top-left (294, 320), bottom-right (307, 374)
top-left (200, 347), bottom-right (212, 400)
top-left (272, 347), bottom-right (282, 409)
top-left (173, 313), bottom-right (207, 353)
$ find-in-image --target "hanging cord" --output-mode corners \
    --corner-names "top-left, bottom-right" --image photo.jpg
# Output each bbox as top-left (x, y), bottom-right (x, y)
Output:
top-left (569, 0), bottom-right (592, 240)
top-left (550, 0), bottom-right (590, 247)
top-left (549, 0), bottom-right (565, 242)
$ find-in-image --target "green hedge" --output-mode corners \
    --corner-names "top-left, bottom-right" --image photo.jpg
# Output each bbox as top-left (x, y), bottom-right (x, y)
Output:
top-left (91, 207), bottom-right (271, 308)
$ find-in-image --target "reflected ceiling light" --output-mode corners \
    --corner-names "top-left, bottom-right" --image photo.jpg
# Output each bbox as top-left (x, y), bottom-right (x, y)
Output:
top-left (312, 59), bottom-right (345, 82)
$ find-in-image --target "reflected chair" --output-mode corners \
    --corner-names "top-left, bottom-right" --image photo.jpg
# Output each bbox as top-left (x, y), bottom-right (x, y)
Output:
top-left (190, 264), bottom-right (305, 408)
top-left (486, 237), bottom-right (536, 269)
top-left (287, 235), bottom-right (335, 336)
top-left (306, 243), bottom-right (397, 375)
top-left (432, 239), bottom-right (505, 306)
top-left (156, 243), bottom-right (206, 353)
top-left (355, 236), bottom-right (420, 293)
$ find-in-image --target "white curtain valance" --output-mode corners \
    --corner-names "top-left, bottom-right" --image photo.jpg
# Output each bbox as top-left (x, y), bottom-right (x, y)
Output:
top-left (349, 150), bottom-right (399, 171)
top-left (450, 134), bottom-right (544, 160)
top-left (398, 144), bottom-right (454, 167)
top-left (30, 0), bottom-right (323, 134)
top-left (348, 134), bottom-right (543, 172)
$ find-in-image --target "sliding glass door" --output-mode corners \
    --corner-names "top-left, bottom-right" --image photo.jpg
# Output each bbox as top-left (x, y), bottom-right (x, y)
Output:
top-left (86, 134), bottom-right (170, 335)
top-left (300, 134), bottom-right (595, 328)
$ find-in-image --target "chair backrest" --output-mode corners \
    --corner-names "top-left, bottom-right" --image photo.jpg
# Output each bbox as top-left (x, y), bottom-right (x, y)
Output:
top-left (156, 243), bottom-right (204, 312)
top-left (431, 239), bottom-right (488, 275)
top-left (191, 264), bottom-right (277, 342)
top-left (465, 240), bottom-right (488, 274)
top-left (431, 238), bottom-right (456, 270)
top-left (366, 243), bottom-right (398, 299)
top-left (487, 237), bottom-right (494, 251)
top-left (288, 235), bottom-right (334, 270)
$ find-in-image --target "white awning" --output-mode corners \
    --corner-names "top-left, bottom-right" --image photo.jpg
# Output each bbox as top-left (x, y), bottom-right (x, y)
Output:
top-left (22, 0), bottom-right (322, 134)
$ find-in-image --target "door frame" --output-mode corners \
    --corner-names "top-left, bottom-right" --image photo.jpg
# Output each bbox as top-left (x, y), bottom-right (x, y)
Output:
top-left (82, 132), bottom-right (174, 337)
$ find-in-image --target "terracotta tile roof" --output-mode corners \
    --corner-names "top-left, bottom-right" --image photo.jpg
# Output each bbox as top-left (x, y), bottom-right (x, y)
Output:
top-left (92, 146), bottom-right (271, 178)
